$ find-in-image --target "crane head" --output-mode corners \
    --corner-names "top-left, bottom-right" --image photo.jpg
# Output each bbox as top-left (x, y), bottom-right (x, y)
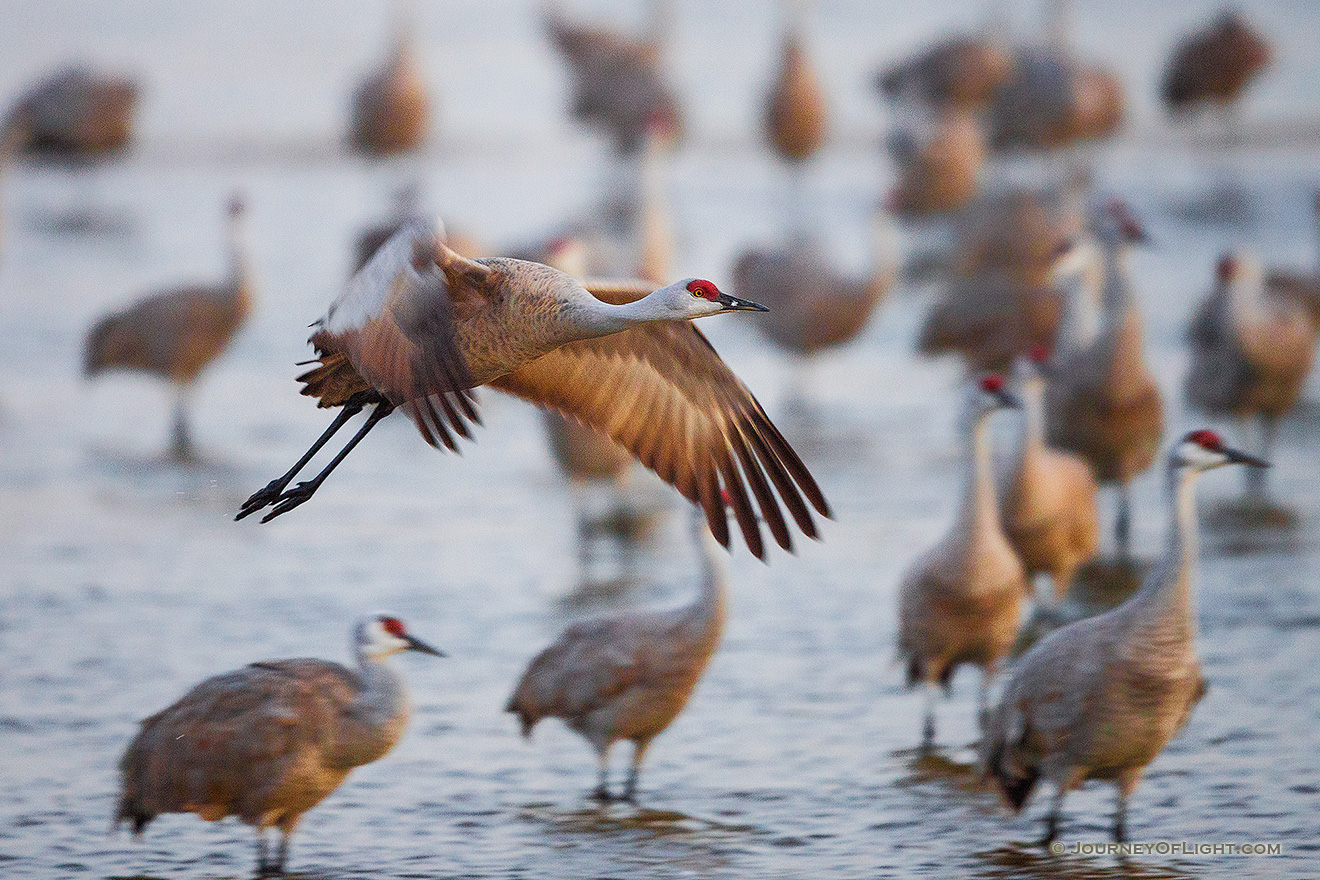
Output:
top-left (357, 614), bottom-right (446, 659)
top-left (1174, 429), bottom-right (1269, 473)
top-left (977, 373), bottom-right (1021, 411)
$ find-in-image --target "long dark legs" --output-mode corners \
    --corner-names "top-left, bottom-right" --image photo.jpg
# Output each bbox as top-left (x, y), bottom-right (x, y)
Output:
top-left (169, 393), bottom-right (194, 462)
top-left (621, 741), bottom-right (650, 803)
top-left (1038, 785), bottom-right (1066, 847)
top-left (920, 681), bottom-right (938, 754)
top-left (237, 400), bottom-right (366, 519)
top-left (591, 748), bottom-right (612, 802)
top-left (236, 397), bottom-right (393, 522)
top-left (1114, 483), bottom-right (1132, 560)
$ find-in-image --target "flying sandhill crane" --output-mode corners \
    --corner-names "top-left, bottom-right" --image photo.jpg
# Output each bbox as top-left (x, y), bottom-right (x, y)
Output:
top-left (999, 347), bottom-right (1100, 600)
top-left (1266, 191), bottom-right (1320, 326)
top-left (1045, 201), bottom-right (1164, 559)
top-left (1161, 9), bottom-right (1271, 134)
top-left (763, 0), bottom-right (827, 166)
top-left (236, 219), bottom-right (831, 561)
top-left (898, 375), bottom-right (1029, 750)
top-left (1185, 253), bottom-right (1314, 498)
top-left (982, 430), bottom-right (1268, 845)
top-left (84, 194), bottom-right (252, 460)
top-left (507, 504), bottom-right (726, 801)
top-left (732, 217), bottom-right (895, 359)
top-left (545, 2), bottom-right (681, 156)
top-left (887, 108), bottom-right (986, 217)
top-left (348, 8), bottom-right (430, 156)
top-left (116, 614), bottom-right (443, 875)
top-left (2, 66), bottom-right (138, 157)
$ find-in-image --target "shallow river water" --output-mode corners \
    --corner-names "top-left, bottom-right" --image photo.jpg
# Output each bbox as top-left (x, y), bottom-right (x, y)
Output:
top-left (1, 2), bottom-right (1319, 878)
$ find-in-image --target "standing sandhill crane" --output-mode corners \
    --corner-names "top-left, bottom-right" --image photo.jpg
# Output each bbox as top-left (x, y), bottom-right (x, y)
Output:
top-left (1266, 191), bottom-right (1320, 327)
top-left (875, 35), bottom-right (1012, 113)
top-left (1045, 201), bottom-right (1164, 559)
top-left (999, 347), bottom-right (1100, 600)
top-left (84, 194), bottom-right (252, 460)
top-left (3, 66), bottom-right (138, 157)
top-left (236, 219), bottom-right (831, 561)
top-left (1185, 253), bottom-right (1314, 498)
top-left (898, 375), bottom-right (1029, 750)
top-left (1161, 9), bottom-right (1271, 136)
top-left (987, 50), bottom-right (1124, 153)
top-left (507, 505), bottom-right (726, 801)
top-left (732, 217), bottom-right (895, 359)
top-left (887, 108), bottom-right (986, 218)
top-left (116, 614), bottom-right (444, 875)
top-left (982, 431), bottom-right (1268, 844)
top-left (763, 0), bottom-right (827, 166)
top-left (348, 8), bottom-right (430, 156)
top-left (545, 2), bottom-right (681, 156)
top-left (917, 269), bottom-right (1062, 373)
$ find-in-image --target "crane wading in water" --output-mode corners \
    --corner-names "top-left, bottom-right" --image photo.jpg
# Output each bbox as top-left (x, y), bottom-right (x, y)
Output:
top-left (982, 430), bottom-right (1268, 845)
top-left (116, 615), bottom-right (443, 876)
top-left (237, 218), bottom-right (830, 561)
top-left (507, 504), bottom-right (726, 801)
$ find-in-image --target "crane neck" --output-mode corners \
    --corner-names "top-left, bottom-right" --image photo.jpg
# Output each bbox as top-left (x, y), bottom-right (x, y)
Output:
top-left (957, 409), bottom-right (1000, 538)
top-left (1009, 377), bottom-right (1046, 480)
top-left (1099, 239), bottom-right (1134, 318)
top-left (322, 648), bottom-right (411, 769)
top-left (1127, 462), bottom-right (1202, 651)
top-left (1055, 247), bottom-right (1104, 355)
top-left (560, 283), bottom-right (676, 336)
top-left (352, 649), bottom-right (409, 725)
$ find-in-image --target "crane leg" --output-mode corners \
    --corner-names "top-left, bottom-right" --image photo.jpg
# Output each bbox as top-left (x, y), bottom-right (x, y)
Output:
top-left (169, 394), bottom-right (194, 462)
top-left (921, 681), bottom-right (938, 753)
top-left (621, 740), bottom-right (650, 803)
top-left (255, 829), bottom-right (269, 874)
top-left (977, 673), bottom-right (992, 735)
top-left (257, 401), bottom-right (395, 523)
top-left (1115, 484), bottom-right (1132, 560)
top-left (274, 830), bottom-right (292, 874)
top-left (591, 748), bottom-right (613, 802)
top-left (1113, 791), bottom-right (1128, 843)
top-left (236, 399), bottom-right (367, 519)
top-left (1037, 785), bottom-right (1066, 847)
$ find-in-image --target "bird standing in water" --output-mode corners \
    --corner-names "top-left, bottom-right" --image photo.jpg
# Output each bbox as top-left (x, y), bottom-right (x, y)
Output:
top-left (116, 615), bottom-right (443, 875)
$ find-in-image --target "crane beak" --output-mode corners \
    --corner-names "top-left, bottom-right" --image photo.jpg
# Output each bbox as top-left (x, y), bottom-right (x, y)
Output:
top-left (717, 291), bottom-right (769, 312)
top-left (404, 635), bottom-right (446, 657)
top-left (1224, 447), bottom-right (1270, 469)
top-left (993, 390), bottom-right (1022, 409)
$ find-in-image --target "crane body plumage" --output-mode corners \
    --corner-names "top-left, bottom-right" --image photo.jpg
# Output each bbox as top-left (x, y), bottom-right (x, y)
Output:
top-left (983, 432), bottom-right (1265, 844)
top-left (116, 615), bottom-right (442, 875)
top-left (240, 220), bottom-right (829, 562)
top-left (898, 378), bottom-right (1028, 748)
top-left (507, 512), bottom-right (726, 800)
top-left (1000, 353), bottom-right (1100, 599)
top-left (84, 194), bottom-right (252, 458)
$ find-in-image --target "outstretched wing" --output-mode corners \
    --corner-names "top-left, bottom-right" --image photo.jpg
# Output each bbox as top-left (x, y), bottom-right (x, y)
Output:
top-left (304, 222), bottom-right (498, 450)
top-left (491, 288), bottom-right (830, 560)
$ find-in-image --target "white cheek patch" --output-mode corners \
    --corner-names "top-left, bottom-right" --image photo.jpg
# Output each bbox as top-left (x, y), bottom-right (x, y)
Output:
top-left (1179, 441), bottom-right (1227, 470)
